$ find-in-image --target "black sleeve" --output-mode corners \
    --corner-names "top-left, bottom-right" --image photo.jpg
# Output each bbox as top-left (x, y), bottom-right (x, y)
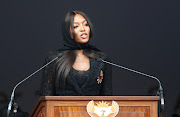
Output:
top-left (40, 52), bottom-right (57, 96)
top-left (100, 55), bottom-right (112, 96)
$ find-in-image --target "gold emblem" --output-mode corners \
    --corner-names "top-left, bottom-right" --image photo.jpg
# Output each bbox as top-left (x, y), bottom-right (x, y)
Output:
top-left (87, 100), bottom-right (119, 117)
top-left (97, 70), bottom-right (103, 84)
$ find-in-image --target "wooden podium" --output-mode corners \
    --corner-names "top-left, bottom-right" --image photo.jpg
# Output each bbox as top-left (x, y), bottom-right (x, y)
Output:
top-left (30, 96), bottom-right (159, 117)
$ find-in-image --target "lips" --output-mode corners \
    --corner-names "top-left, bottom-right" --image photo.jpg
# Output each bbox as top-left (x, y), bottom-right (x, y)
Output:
top-left (80, 33), bottom-right (88, 39)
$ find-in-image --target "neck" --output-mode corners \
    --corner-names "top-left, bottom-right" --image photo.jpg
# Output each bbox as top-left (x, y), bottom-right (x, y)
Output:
top-left (77, 50), bottom-right (83, 55)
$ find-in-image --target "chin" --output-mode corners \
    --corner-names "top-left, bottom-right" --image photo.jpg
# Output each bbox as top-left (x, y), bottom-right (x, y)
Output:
top-left (78, 41), bottom-right (89, 44)
top-left (76, 38), bottom-right (89, 44)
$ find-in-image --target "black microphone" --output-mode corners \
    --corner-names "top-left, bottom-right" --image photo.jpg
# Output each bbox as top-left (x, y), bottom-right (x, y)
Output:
top-left (7, 53), bottom-right (63, 117)
top-left (97, 58), bottom-right (164, 114)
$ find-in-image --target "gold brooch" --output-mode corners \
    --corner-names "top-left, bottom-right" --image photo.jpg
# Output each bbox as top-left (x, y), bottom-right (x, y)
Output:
top-left (97, 70), bottom-right (103, 84)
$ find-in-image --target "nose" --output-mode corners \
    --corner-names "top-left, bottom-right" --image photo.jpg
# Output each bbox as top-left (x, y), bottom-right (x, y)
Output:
top-left (80, 25), bottom-right (85, 31)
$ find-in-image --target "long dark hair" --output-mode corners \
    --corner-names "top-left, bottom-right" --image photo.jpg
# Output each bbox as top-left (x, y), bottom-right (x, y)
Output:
top-left (55, 11), bottom-right (102, 88)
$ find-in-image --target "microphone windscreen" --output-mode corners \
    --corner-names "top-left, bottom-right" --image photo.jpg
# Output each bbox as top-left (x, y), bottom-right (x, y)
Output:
top-left (57, 53), bottom-right (63, 58)
top-left (97, 58), bottom-right (103, 62)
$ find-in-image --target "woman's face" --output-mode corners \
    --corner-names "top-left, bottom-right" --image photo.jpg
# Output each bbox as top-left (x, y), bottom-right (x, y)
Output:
top-left (70, 14), bottom-right (90, 43)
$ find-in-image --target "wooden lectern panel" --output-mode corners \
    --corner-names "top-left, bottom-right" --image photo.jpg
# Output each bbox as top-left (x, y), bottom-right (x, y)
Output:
top-left (54, 106), bottom-right (88, 117)
top-left (118, 106), bottom-right (150, 117)
top-left (53, 106), bottom-right (149, 117)
top-left (31, 96), bottom-right (159, 117)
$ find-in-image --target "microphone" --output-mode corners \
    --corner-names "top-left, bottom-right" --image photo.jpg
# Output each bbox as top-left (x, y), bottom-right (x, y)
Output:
top-left (7, 53), bottom-right (63, 117)
top-left (97, 58), bottom-right (164, 114)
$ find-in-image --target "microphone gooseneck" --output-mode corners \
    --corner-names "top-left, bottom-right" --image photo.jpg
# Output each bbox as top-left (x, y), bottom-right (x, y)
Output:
top-left (7, 53), bottom-right (63, 117)
top-left (97, 58), bottom-right (164, 114)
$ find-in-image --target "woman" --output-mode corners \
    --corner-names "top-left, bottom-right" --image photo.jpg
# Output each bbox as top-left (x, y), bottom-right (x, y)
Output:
top-left (40, 11), bottom-right (112, 96)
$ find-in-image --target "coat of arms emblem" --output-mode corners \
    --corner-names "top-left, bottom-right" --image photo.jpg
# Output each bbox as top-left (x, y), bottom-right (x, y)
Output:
top-left (87, 100), bottom-right (119, 117)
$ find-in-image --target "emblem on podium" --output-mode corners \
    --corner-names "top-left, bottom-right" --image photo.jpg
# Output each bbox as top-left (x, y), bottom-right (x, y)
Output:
top-left (87, 100), bottom-right (119, 117)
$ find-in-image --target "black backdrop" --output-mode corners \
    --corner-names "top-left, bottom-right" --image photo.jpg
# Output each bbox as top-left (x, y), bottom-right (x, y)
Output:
top-left (0, 0), bottom-right (180, 117)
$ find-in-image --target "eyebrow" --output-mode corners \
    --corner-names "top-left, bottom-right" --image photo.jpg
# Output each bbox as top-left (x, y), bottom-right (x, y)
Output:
top-left (73, 20), bottom-right (87, 24)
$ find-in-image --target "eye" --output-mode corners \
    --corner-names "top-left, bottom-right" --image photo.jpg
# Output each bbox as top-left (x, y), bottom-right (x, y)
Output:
top-left (73, 26), bottom-right (78, 28)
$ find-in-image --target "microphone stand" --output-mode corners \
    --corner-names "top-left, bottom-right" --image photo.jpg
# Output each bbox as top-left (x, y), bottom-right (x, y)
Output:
top-left (98, 58), bottom-right (165, 114)
top-left (7, 53), bottom-right (63, 117)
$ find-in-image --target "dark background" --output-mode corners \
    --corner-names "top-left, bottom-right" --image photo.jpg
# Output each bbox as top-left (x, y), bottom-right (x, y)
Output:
top-left (0, 0), bottom-right (180, 117)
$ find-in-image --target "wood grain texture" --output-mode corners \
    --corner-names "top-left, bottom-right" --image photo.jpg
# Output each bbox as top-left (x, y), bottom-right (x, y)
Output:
top-left (54, 106), bottom-right (89, 117)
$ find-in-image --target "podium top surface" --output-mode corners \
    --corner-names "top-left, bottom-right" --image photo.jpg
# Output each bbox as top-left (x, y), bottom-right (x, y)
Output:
top-left (39, 96), bottom-right (159, 101)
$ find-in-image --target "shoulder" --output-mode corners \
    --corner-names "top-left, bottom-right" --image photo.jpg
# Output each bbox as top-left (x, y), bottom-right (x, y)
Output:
top-left (100, 52), bottom-right (111, 61)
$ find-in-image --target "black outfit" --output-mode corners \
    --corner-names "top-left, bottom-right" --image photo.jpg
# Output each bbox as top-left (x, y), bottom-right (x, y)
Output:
top-left (40, 51), bottom-right (112, 96)
top-left (40, 22), bottom-right (112, 96)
